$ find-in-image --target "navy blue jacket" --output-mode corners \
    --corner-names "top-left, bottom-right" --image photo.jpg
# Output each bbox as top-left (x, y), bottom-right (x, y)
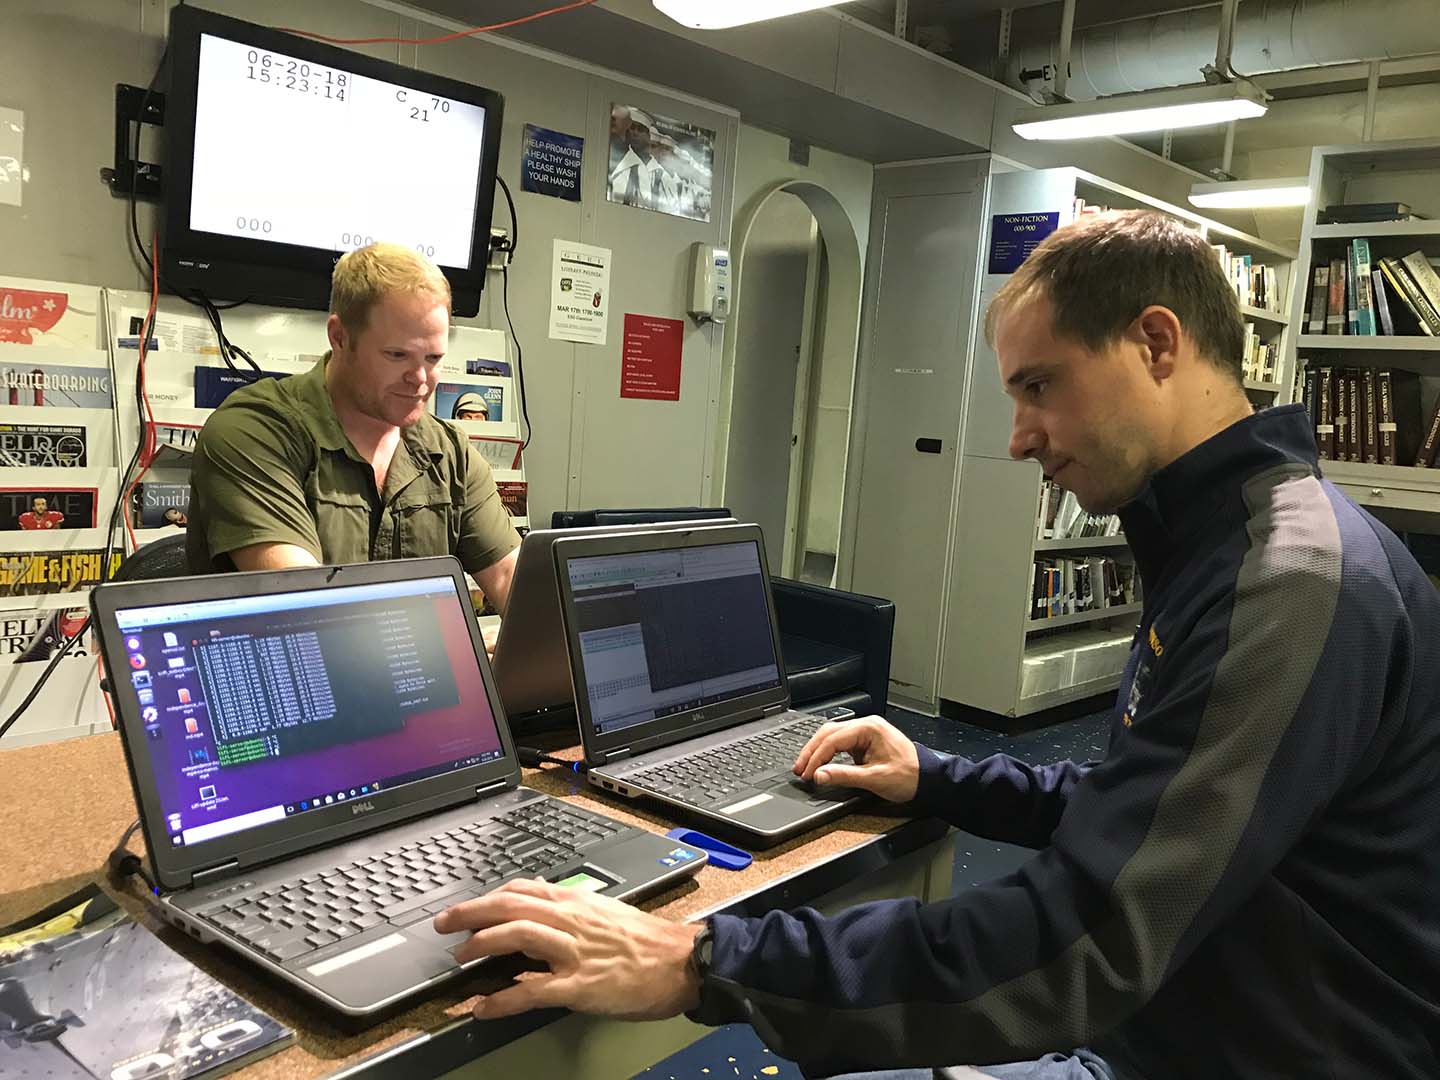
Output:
top-left (693, 405), bottom-right (1440, 1078)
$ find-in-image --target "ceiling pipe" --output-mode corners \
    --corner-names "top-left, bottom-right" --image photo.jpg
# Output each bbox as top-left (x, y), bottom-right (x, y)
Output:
top-left (1007, 0), bottom-right (1440, 101)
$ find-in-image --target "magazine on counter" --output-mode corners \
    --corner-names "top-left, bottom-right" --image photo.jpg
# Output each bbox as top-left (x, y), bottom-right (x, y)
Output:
top-left (0, 889), bottom-right (294, 1079)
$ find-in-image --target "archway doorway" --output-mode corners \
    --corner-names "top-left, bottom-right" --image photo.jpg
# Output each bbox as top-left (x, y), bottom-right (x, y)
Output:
top-left (714, 181), bottom-right (864, 586)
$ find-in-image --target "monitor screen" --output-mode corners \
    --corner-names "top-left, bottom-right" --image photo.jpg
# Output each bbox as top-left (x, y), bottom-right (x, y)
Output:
top-left (161, 6), bottom-right (503, 315)
top-left (190, 33), bottom-right (487, 269)
top-left (111, 576), bottom-right (504, 850)
top-left (563, 541), bottom-right (782, 736)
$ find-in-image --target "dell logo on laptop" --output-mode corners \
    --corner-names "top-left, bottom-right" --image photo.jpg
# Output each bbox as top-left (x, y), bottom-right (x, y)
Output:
top-left (350, 801), bottom-right (377, 815)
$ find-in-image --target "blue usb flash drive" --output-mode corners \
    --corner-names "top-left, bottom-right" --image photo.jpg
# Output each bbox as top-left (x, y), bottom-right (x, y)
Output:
top-left (664, 828), bottom-right (753, 871)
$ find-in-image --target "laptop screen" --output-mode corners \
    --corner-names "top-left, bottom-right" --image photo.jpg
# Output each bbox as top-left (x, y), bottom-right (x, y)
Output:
top-left (563, 539), bottom-right (782, 736)
top-left (111, 575), bottom-right (504, 850)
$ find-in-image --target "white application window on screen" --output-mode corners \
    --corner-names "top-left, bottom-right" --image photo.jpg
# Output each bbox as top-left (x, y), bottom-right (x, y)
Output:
top-left (188, 34), bottom-right (487, 269)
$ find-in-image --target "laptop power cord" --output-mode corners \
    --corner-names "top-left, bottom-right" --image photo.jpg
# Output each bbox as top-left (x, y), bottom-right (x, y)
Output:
top-left (515, 746), bottom-right (587, 774)
top-left (107, 819), bottom-right (158, 896)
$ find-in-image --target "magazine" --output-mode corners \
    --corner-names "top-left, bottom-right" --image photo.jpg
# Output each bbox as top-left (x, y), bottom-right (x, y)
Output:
top-left (0, 889), bottom-right (294, 1079)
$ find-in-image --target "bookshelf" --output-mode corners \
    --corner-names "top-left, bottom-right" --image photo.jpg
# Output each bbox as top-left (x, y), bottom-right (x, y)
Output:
top-left (938, 166), bottom-right (1295, 722)
top-left (1284, 138), bottom-right (1440, 522)
top-left (1027, 602), bottom-right (1143, 633)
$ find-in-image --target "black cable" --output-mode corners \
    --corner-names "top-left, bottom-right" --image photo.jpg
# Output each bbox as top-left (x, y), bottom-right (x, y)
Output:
top-left (495, 174), bottom-right (519, 262)
top-left (516, 746), bottom-right (586, 773)
top-left (108, 819), bottom-right (158, 895)
top-left (500, 265), bottom-right (533, 454)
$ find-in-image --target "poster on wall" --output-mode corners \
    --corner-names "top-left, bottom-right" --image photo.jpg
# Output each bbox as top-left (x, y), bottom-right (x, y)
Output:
top-left (0, 356), bottom-right (112, 408)
top-left (549, 240), bottom-right (612, 346)
top-left (620, 314), bottom-right (684, 402)
top-left (0, 423), bottom-right (89, 467)
top-left (607, 104), bottom-right (714, 223)
top-left (434, 380), bottom-right (506, 422)
top-left (521, 124), bottom-right (584, 202)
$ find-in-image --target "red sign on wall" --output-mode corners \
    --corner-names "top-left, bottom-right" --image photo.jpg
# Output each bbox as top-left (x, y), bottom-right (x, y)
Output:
top-left (620, 314), bottom-right (684, 402)
top-left (0, 289), bottom-right (69, 344)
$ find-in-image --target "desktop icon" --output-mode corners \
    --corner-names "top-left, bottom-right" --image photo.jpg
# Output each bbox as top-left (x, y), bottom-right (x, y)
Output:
top-left (177, 688), bottom-right (192, 704)
top-left (184, 716), bottom-right (200, 735)
top-left (360, 786), bottom-right (369, 794)
top-left (131, 671), bottom-right (151, 689)
top-left (299, 800), bottom-right (309, 811)
top-left (324, 795), bottom-right (334, 805)
top-left (349, 789), bottom-right (357, 797)
top-left (286, 805), bottom-right (295, 814)
top-left (125, 636), bottom-right (142, 652)
top-left (188, 747), bottom-right (210, 765)
top-left (163, 632), bottom-right (179, 648)
top-left (136, 688), bottom-right (154, 706)
top-left (337, 791), bottom-right (346, 801)
top-left (199, 785), bottom-right (216, 801)
top-left (167, 657), bottom-right (185, 669)
top-left (129, 654), bottom-right (147, 670)
top-left (141, 706), bottom-right (158, 723)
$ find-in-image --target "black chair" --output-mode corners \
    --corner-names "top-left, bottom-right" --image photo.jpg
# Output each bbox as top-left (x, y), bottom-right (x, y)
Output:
top-left (551, 507), bottom-right (732, 529)
top-left (771, 577), bottom-right (894, 717)
top-left (110, 533), bottom-right (190, 583)
top-left (554, 508), bottom-right (895, 716)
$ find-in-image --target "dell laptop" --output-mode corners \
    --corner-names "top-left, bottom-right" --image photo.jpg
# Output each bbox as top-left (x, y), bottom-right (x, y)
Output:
top-left (492, 518), bottom-right (734, 725)
top-left (551, 525), bottom-right (865, 846)
top-left (90, 557), bottom-right (705, 1020)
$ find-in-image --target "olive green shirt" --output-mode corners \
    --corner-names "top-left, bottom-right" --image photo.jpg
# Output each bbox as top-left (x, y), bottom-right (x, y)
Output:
top-left (187, 360), bottom-right (519, 575)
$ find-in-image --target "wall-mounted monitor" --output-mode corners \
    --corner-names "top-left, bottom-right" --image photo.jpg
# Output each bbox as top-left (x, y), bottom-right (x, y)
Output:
top-left (162, 6), bottom-right (504, 317)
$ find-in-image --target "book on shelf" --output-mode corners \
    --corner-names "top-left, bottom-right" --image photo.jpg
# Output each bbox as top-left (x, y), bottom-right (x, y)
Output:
top-left (1362, 368), bottom-right (1379, 464)
top-left (1241, 323), bottom-right (1278, 383)
top-left (1307, 264), bottom-right (1330, 334)
top-left (1353, 239), bottom-right (1377, 335)
top-left (1326, 257), bottom-right (1347, 334)
top-left (1377, 256), bottom-right (1440, 335)
top-left (1316, 202), bottom-right (1424, 225)
top-left (1316, 366), bottom-right (1336, 459)
top-left (1031, 554), bottom-right (1138, 620)
top-left (1372, 268), bottom-right (1397, 335)
top-left (1213, 246), bottom-right (1280, 313)
top-left (1304, 365), bottom-right (1424, 466)
top-left (1035, 481), bottom-right (1121, 541)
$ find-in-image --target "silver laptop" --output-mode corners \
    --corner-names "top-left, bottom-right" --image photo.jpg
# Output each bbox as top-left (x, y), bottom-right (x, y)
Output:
top-left (492, 518), bottom-right (735, 725)
top-left (90, 557), bottom-right (705, 1020)
top-left (551, 525), bottom-right (865, 847)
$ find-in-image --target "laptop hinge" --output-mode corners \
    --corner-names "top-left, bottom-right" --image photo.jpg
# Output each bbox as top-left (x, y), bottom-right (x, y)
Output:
top-left (191, 860), bottom-right (240, 886)
top-left (763, 704), bottom-right (786, 716)
top-left (476, 779), bottom-right (508, 798)
top-left (604, 746), bottom-right (632, 763)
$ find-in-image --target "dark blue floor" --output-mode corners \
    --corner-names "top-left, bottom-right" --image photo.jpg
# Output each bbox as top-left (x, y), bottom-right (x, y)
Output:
top-left (630, 705), bottom-right (1113, 1080)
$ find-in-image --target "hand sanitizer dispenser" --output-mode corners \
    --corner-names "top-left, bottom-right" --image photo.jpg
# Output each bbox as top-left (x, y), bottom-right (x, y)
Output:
top-left (688, 243), bottom-right (731, 324)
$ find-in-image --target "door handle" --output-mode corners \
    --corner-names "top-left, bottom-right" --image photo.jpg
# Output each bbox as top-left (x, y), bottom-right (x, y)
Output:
top-left (915, 438), bottom-right (942, 454)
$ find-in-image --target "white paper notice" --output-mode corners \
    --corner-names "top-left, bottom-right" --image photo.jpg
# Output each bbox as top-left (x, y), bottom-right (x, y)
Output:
top-left (549, 240), bottom-right (611, 346)
top-left (0, 107), bottom-right (22, 208)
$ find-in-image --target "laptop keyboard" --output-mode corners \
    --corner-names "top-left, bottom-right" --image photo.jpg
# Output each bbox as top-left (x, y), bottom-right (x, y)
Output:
top-left (627, 714), bottom-right (850, 805)
top-left (196, 799), bottom-right (626, 964)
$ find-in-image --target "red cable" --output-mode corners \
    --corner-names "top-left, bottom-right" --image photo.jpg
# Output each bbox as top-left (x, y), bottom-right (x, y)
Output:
top-left (123, 237), bottom-right (161, 551)
top-left (277, 0), bottom-right (598, 46)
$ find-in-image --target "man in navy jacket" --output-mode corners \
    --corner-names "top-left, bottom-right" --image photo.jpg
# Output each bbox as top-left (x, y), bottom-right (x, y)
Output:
top-left (435, 211), bottom-right (1440, 1079)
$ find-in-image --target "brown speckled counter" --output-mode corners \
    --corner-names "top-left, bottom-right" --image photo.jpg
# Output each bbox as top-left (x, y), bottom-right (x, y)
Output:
top-left (0, 733), bottom-right (949, 1079)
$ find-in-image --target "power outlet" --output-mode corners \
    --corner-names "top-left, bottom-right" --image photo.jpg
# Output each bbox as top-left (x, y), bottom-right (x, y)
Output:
top-left (488, 227), bottom-right (511, 271)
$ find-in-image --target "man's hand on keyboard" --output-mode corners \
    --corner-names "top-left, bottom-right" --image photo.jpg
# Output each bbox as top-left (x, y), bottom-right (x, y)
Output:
top-left (434, 877), bottom-right (702, 1020)
top-left (793, 715), bottom-right (920, 803)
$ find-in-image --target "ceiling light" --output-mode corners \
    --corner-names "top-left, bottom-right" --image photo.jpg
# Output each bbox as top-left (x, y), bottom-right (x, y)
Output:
top-left (1012, 80), bottom-right (1268, 141)
top-left (1188, 176), bottom-right (1311, 209)
top-left (652, 0), bottom-right (856, 30)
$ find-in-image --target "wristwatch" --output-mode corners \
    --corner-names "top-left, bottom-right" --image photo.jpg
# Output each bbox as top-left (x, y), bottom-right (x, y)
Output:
top-left (689, 918), bottom-right (716, 983)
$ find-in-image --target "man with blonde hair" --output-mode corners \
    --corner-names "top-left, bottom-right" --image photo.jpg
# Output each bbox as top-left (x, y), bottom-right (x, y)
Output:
top-left (188, 243), bottom-right (519, 612)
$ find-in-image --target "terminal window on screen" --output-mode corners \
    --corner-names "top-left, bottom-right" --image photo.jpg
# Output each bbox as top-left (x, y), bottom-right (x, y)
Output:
top-left (185, 596), bottom-right (460, 768)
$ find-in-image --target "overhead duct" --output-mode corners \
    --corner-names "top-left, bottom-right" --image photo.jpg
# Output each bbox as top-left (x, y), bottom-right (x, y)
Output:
top-left (1007, 0), bottom-right (1440, 101)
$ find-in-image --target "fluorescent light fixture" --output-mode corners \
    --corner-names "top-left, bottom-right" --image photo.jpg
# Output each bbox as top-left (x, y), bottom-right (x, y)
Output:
top-left (653, 0), bottom-right (856, 30)
top-left (1189, 176), bottom-right (1311, 209)
top-left (1012, 80), bottom-right (1268, 141)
